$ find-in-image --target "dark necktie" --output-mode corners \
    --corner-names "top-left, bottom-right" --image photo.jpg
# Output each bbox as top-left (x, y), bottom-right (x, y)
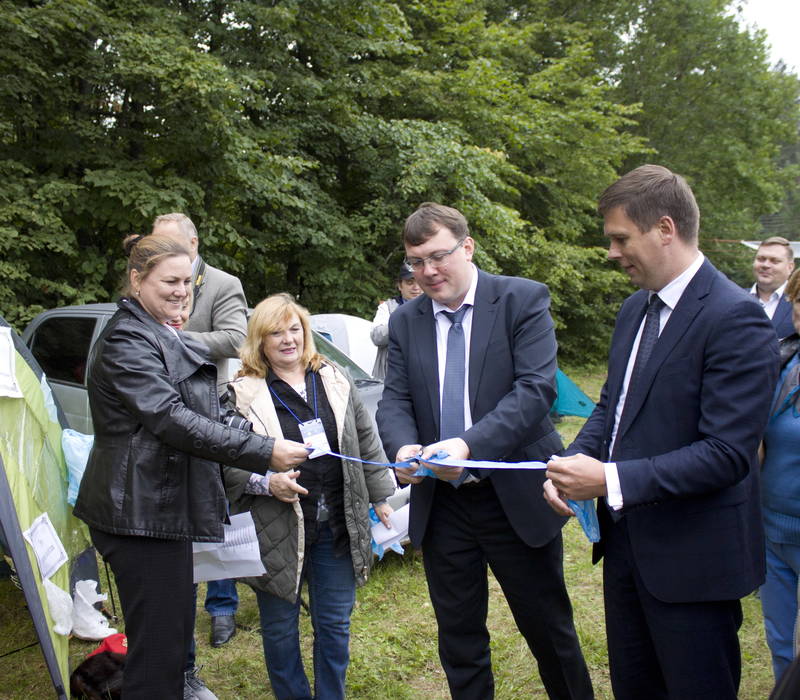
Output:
top-left (440, 306), bottom-right (469, 440)
top-left (613, 294), bottom-right (665, 457)
top-left (627, 294), bottom-right (665, 401)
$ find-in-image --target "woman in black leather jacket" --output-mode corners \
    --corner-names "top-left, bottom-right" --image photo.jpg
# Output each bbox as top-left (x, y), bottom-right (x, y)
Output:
top-left (73, 233), bottom-right (309, 700)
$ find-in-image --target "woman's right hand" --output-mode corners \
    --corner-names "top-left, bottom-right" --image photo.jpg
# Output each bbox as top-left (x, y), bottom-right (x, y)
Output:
top-left (270, 470), bottom-right (309, 503)
top-left (270, 438), bottom-right (311, 471)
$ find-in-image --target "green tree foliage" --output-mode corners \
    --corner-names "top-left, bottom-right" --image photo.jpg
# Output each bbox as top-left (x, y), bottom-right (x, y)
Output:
top-left (0, 0), bottom-right (797, 363)
top-left (560, 0), bottom-right (800, 274)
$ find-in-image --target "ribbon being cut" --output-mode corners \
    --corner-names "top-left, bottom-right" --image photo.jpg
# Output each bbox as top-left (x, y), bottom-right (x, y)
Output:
top-left (320, 449), bottom-right (600, 543)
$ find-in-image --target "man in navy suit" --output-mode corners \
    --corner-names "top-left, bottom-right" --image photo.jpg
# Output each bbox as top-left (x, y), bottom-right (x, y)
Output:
top-left (545, 165), bottom-right (778, 699)
top-left (377, 203), bottom-right (593, 700)
top-left (749, 236), bottom-right (795, 338)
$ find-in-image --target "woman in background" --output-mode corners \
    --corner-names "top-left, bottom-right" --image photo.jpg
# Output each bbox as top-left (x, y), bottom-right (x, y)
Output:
top-left (224, 293), bottom-right (396, 700)
top-left (761, 266), bottom-right (800, 683)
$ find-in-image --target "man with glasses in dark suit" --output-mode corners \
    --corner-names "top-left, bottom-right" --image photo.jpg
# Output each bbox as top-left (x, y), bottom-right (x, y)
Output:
top-left (377, 203), bottom-right (593, 700)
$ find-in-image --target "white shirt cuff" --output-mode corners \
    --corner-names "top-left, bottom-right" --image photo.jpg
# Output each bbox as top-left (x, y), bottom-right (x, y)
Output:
top-left (604, 462), bottom-right (623, 510)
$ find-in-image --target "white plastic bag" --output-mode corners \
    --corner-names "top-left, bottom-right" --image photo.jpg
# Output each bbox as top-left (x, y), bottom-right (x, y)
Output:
top-left (43, 579), bottom-right (73, 636)
top-left (71, 579), bottom-right (117, 640)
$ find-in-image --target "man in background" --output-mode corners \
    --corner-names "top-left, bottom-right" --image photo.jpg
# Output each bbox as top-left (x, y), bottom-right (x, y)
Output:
top-left (151, 213), bottom-right (247, 700)
top-left (152, 213), bottom-right (248, 387)
top-left (750, 236), bottom-right (795, 338)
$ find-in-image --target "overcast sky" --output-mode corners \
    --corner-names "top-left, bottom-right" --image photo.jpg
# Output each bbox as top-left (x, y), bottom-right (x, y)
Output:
top-left (737, 0), bottom-right (800, 74)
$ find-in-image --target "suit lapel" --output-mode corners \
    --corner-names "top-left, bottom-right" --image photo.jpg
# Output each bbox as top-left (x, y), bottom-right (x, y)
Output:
top-left (190, 256), bottom-right (207, 319)
top-left (468, 271), bottom-right (499, 412)
top-left (616, 260), bottom-right (713, 439)
top-left (605, 291), bottom-right (648, 437)
top-left (774, 297), bottom-right (791, 333)
top-left (411, 298), bottom-right (441, 435)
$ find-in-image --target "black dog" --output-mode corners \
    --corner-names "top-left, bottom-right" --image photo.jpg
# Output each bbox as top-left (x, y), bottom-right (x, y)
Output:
top-left (69, 651), bottom-right (125, 699)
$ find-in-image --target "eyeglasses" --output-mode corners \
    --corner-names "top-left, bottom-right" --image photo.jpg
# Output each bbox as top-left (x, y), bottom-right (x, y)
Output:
top-left (404, 238), bottom-right (466, 272)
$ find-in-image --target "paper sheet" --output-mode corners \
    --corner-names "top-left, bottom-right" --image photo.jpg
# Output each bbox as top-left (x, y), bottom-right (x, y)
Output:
top-left (371, 503), bottom-right (410, 550)
top-left (192, 511), bottom-right (267, 583)
top-left (22, 512), bottom-right (69, 580)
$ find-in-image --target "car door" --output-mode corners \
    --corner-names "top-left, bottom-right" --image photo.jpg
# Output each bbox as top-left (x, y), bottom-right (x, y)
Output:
top-left (25, 313), bottom-right (101, 433)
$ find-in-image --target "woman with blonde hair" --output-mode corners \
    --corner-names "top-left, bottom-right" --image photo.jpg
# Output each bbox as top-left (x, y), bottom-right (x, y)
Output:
top-left (224, 292), bottom-right (395, 700)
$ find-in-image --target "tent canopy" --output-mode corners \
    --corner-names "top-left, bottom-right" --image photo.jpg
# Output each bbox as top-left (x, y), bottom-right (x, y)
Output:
top-left (1, 317), bottom-right (92, 699)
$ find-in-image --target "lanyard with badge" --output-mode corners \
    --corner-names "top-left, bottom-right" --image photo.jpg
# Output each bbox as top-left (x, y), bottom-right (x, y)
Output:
top-left (269, 373), bottom-right (329, 459)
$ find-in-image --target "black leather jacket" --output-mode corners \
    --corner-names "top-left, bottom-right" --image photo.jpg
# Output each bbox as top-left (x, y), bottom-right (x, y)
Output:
top-left (73, 298), bottom-right (274, 541)
top-left (779, 332), bottom-right (800, 371)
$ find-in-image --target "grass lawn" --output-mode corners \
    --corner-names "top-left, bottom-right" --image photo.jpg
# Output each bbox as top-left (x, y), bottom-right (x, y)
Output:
top-left (0, 363), bottom-right (776, 698)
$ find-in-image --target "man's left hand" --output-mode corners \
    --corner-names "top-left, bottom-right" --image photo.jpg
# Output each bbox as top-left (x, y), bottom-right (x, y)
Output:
top-left (545, 453), bottom-right (608, 500)
top-left (420, 438), bottom-right (470, 482)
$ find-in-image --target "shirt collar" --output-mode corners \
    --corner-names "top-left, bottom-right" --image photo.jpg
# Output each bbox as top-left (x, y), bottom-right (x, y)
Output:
top-left (773, 280), bottom-right (789, 301)
top-left (749, 280), bottom-right (788, 302)
top-left (431, 263), bottom-right (478, 316)
top-left (652, 252), bottom-right (705, 310)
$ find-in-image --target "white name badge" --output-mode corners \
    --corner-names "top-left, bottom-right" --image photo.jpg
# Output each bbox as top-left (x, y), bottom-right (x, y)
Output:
top-left (299, 418), bottom-right (330, 459)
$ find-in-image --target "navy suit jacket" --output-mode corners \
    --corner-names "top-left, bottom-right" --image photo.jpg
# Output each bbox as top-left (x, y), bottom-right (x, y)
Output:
top-left (568, 260), bottom-right (778, 603)
top-left (772, 295), bottom-right (794, 339)
top-left (377, 269), bottom-right (566, 549)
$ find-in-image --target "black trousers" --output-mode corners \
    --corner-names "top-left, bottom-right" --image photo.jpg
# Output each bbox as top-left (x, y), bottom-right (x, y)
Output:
top-left (421, 479), bottom-right (594, 700)
top-left (90, 528), bottom-right (195, 700)
top-left (603, 517), bottom-right (743, 700)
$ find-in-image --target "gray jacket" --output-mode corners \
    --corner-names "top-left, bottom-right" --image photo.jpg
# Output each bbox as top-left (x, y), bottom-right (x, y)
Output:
top-left (183, 257), bottom-right (248, 385)
top-left (224, 363), bottom-right (396, 602)
top-left (370, 297), bottom-right (401, 380)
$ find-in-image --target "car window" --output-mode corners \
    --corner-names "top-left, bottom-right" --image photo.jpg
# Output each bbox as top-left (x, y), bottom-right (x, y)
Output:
top-left (28, 316), bottom-right (97, 386)
top-left (312, 331), bottom-right (373, 381)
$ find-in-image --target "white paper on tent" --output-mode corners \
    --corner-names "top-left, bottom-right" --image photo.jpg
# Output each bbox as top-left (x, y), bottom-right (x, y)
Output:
top-left (0, 328), bottom-right (23, 398)
top-left (192, 511), bottom-right (266, 583)
top-left (371, 503), bottom-right (410, 550)
top-left (22, 512), bottom-right (68, 581)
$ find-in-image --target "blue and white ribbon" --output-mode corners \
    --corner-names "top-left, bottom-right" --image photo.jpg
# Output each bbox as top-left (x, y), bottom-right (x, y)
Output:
top-left (318, 448), bottom-right (600, 543)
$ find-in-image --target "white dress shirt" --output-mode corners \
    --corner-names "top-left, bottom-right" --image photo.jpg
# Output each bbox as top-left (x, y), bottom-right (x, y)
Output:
top-left (605, 252), bottom-right (705, 509)
top-left (749, 280), bottom-right (787, 320)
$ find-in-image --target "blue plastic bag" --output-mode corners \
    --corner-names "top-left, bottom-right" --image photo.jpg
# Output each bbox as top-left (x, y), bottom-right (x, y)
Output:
top-left (567, 499), bottom-right (601, 543)
top-left (62, 429), bottom-right (94, 506)
top-left (368, 506), bottom-right (404, 559)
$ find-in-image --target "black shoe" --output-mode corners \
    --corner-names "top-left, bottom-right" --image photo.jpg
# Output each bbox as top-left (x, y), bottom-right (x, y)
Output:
top-left (210, 615), bottom-right (236, 647)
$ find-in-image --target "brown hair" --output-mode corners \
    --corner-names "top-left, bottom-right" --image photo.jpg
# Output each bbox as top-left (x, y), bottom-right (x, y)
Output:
top-left (785, 268), bottom-right (800, 302)
top-left (402, 202), bottom-right (469, 246)
top-left (759, 236), bottom-right (794, 262)
top-left (238, 293), bottom-right (324, 377)
top-left (598, 164), bottom-right (700, 243)
top-left (121, 233), bottom-right (191, 297)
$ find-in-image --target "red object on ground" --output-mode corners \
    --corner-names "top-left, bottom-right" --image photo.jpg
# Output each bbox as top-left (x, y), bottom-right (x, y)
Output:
top-left (86, 632), bottom-right (128, 657)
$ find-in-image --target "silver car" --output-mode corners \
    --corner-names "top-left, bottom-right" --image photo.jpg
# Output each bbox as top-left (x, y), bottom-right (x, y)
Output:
top-left (22, 304), bottom-right (384, 435)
